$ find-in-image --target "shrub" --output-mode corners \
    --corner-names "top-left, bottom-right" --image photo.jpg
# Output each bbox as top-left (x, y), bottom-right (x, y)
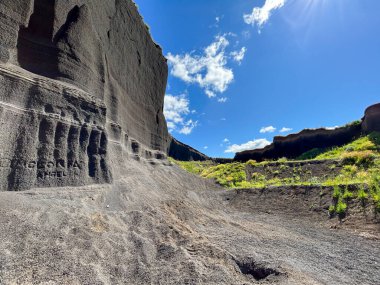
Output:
top-left (201, 163), bottom-right (246, 188)
top-left (309, 177), bottom-right (321, 185)
top-left (341, 151), bottom-right (376, 167)
top-left (251, 172), bottom-right (266, 182)
top-left (329, 164), bottom-right (336, 170)
top-left (342, 165), bottom-right (358, 176)
top-left (279, 164), bottom-right (289, 170)
top-left (345, 146), bottom-right (354, 152)
top-left (344, 120), bottom-right (361, 127)
top-left (246, 160), bottom-right (257, 167)
top-left (357, 188), bottom-right (368, 201)
top-left (333, 185), bottom-right (341, 199)
top-left (342, 187), bottom-right (354, 200)
top-left (328, 205), bottom-right (336, 215)
top-left (335, 200), bottom-right (347, 215)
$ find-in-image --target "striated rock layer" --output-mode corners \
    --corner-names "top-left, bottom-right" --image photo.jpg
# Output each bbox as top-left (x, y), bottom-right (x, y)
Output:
top-left (235, 103), bottom-right (380, 162)
top-left (0, 0), bottom-right (170, 191)
top-left (235, 124), bottom-right (362, 162)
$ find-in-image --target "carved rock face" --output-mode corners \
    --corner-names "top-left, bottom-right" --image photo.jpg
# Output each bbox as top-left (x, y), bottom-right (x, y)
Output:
top-left (0, 0), bottom-right (170, 190)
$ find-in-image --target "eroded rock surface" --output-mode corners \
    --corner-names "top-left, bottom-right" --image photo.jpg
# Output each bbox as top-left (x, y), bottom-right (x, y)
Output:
top-left (0, 0), bottom-right (169, 190)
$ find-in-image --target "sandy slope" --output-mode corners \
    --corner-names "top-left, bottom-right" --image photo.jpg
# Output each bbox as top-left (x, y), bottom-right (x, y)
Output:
top-left (0, 159), bottom-right (379, 284)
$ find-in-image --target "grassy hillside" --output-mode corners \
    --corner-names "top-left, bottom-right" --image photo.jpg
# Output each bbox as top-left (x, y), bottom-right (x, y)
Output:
top-left (171, 132), bottom-right (380, 216)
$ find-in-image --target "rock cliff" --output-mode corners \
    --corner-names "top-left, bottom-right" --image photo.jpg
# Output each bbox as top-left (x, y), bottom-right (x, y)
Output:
top-left (235, 123), bottom-right (363, 162)
top-left (0, 0), bottom-right (170, 191)
top-left (168, 138), bottom-right (210, 161)
top-left (235, 103), bottom-right (380, 162)
top-left (362, 103), bottom-right (380, 133)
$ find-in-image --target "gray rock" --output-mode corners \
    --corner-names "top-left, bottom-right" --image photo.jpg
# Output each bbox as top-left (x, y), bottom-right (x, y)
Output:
top-left (0, 0), bottom-right (170, 191)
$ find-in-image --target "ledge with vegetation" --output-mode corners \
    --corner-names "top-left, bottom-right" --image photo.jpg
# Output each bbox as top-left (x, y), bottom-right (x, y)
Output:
top-left (170, 132), bottom-right (380, 220)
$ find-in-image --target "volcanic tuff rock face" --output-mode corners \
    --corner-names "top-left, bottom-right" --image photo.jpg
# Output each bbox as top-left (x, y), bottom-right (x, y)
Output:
top-left (0, 0), bottom-right (170, 191)
top-left (235, 124), bottom-right (363, 162)
top-left (235, 104), bottom-right (380, 162)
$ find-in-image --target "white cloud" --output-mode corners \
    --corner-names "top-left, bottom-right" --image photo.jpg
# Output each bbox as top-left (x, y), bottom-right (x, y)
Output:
top-left (205, 90), bottom-right (216, 98)
top-left (167, 35), bottom-right (246, 98)
top-left (230, 47), bottom-right (247, 64)
top-left (280, 127), bottom-right (293, 133)
top-left (244, 0), bottom-right (286, 32)
top-left (223, 138), bottom-right (230, 143)
top-left (324, 126), bottom-right (340, 130)
top-left (179, 120), bottom-right (198, 135)
top-left (225, 139), bottom-right (271, 153)
top-left (260, 126), bottom-right (276, 133)
top-left (164, 94), bottom-right (198, 135)
top-left (204, 146), bottom-right (209, 149)
top-left (217, 97), bottom-right (228, 103)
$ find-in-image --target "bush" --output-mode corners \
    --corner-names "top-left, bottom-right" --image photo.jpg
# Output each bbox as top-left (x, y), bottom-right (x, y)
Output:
top-left (251, 172), bottom-right (266, 181)
top-left (201, 163), bottom-right (246, 188)
top-left (333, 185), bottom-right (341, 199)
top-left (342, 187), bottom-right (354, 200)
top-left (342, 151), bottom-right (376, 167)
top-left (357, 188), bottom-right (368, 201)
top-left (329, 205), bottom-right (336, 215)
top-left (342, 165), bottom-right (358, 176)
top-left (335, 200), bottom-right (347, 215)
top-left (246, 160), bottom-right (257, 167)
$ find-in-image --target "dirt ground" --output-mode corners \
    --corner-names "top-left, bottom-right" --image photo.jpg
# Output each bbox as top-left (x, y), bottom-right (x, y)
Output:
top-left (0, 159), bottom-right (379, 284)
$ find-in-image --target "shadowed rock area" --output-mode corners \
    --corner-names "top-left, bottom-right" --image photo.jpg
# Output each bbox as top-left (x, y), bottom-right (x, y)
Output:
top-left (0, 1), bottom-right (379, 285)
top-left (168, 137), bottom-right (210, 162)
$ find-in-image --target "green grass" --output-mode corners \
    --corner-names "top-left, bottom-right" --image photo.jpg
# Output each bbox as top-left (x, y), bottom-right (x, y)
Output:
top-left (296, 132), bottom-right (380, 161)
top-left (170, 132), bottom-right (380, 213)
top-left (201, 163), bottom-right (246, 188)
top-left (169, 158), bottom-right (216, 175)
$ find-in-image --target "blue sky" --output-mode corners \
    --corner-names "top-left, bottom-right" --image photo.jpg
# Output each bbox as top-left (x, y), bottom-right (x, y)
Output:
top-left (134, 0), bottom-right (380, 158)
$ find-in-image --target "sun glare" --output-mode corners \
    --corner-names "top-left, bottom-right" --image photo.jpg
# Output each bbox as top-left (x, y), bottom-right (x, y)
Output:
top-left (283, 0), bottom-right (345, 47)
